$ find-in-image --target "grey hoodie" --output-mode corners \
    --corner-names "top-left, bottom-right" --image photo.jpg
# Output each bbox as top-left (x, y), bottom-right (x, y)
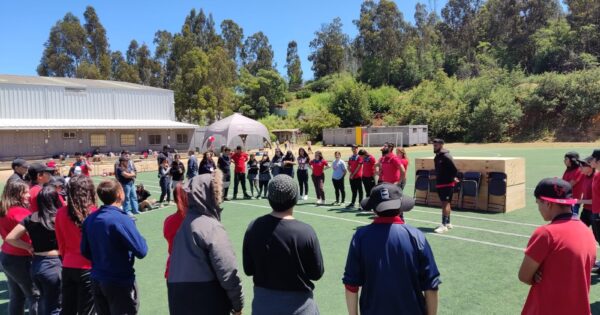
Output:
top-left (167, 173), bottom-right (243, 313)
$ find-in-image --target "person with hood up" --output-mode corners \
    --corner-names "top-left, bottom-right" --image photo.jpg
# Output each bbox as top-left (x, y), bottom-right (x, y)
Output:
top-left (167, 171), bottom-right (243, 315)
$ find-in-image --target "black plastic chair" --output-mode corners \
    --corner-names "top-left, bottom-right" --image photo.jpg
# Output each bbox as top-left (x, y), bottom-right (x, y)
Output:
top-left (414, 170), bottom-right (430, 204)
top-left (460, 171), bottom-right (482, 209)
top-left (487, 172), bottom-right (507, 211)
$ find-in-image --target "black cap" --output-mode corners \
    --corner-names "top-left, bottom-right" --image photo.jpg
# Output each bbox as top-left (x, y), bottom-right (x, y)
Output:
top-left (565, 151), bottom-right (579, 159)
top-left (433, 139), bottom-right (445, 144)
top-left (534, 178), bottom-right (577, 205)
top-left (592, 149), bottom-right (600, 160)
top-left (12, 158), bottom-right (28, 169)
top-left (28, 162), bottom-right (55, 178)
top-left (582, 156), bottom-right (594, 166)
top-left (360, 183), bottom-right (414, 213)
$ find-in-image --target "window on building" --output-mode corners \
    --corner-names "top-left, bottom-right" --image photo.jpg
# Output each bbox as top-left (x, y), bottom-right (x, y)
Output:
top-left (176, 133), bottom-right (188, 144)
top-left (90, 134), bottom-right (107, 147)
top-left (149, 135), bottom-right (162, 145)
top-left (63, 131), bottom-right (77, 139)
top-left (120, 134), bottom-right (135, 146)
top-left (413, 128), bottom-right (417, 133)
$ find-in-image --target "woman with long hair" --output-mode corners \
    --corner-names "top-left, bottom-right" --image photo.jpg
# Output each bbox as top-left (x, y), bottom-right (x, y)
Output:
top-left (247, 153), bottom-right (259, 198)
top-left (0, 180), bottom-right (39, 315)
top-left (167, 171), bottom-right (243, 315)
top-left (218, 146), bottom-right (232, 201)
top-left (7, 185), bottom-right (63, 315)
top-left (55, 175), bottom-right (97, 315)
top-left (198, 151), bottom-right (216, 175)
top-left (297, 148), bottom-right (310, 201)
top-left (309, 151), bottom-right (329, 205)
top-left (163, 183), bottom-right (189, 279)
top-left (258, 153), bottom-right (272, 199)
top-left (271, 148), bottom-right (284, 176)
top-left (281, 150), bottom-right (296, 178)
top-left (563, 151), bottom-right (584, 215)
top-left (395, 147), bottom-right (409, 190)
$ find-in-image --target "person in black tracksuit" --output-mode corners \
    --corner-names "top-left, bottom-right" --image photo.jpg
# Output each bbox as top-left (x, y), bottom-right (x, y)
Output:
top-left (218, 147), bottom-right (232, 201)
top-left (433, 139), bottom-right (458, 234)
top-left (258, 154), bottom-right (272, 198)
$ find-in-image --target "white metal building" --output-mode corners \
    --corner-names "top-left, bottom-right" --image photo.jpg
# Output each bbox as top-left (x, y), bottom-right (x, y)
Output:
top-left (0, 74), bottom-right (197, 159)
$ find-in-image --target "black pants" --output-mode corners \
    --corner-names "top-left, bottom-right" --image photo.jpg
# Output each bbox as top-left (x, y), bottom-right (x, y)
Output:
top-left (1, 253), bottom-right (39, 315)
top-left (159, 177), bottom-right (171, 203)
top-left (233, 173), bottom-right (248, 198)
top-left (297, 170), bottom-right (309, 196)
top-left (31, 255), bottom-right (61, 315)
top-left (362, 177), bottom-right (375, 196)
top-left (333, 178), bottom-right (346, 203)
top-left (581, 208), bottom-right (593, 227)
top-left (92, 280), bottom-right (138, 315)
top-left (61, 268), bottom-right (94, 315)
top-left (350, 178), bottom-right (364, 204)
top-left (592, 214), bottom-right (600, 246)
top-left (167, 281), bottom-right (231, 315)
top-left (258, 180), bottom-right (269, 198)
top-left (312, 175), bottom-right (325, 201)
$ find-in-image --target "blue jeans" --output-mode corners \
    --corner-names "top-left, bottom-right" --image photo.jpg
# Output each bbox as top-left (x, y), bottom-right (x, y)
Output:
top-left (1, 253), bottom-right (39, 315)
top-left (31, 256), bottom-right (61, 315)
top-left (123, 182), bottom-right (139, 214)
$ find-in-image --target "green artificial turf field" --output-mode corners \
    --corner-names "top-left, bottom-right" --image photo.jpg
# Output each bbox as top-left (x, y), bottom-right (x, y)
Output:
top-left (0, 143), bottom-right (599, 314)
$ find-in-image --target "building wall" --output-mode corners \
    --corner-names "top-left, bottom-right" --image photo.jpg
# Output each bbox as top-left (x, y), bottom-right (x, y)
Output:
top-left (0, 129), bottom-right (193, 160)
top-left (0, 84), bottom-right (174, 120)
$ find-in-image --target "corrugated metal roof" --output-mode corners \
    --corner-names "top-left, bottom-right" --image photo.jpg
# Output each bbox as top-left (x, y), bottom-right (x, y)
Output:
top-left (0, 119), bottom-right (197, 130)
top-left (0, 74), bottom-right (170, 92)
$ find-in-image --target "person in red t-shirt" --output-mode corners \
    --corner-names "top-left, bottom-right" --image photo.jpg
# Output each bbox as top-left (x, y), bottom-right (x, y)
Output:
top-left (0, 180), bottom-right (39, 315)
top-left (73, 152), bottom-right (93, 177)
top-left (347, 145), bottom-right (363, 208)
top-left (27, 162), bottom-right (54, 212)
top-left (55, 175), bottom-right (97, 315)
top-left (396, 147), bottom-right (409, 190)
top-left (519, 177), bottom-right (596, 315)
top-left (231, 146), bottom-right (251, 200)
top-left (576, 156), bottom-right (595, 227)
top-left (358, 149), bottom-right (376, 196)
top-left (378, 144), bottom-right (402, 185)
top-left (309, 151), bottom-right (329, 205)
top-left (562, 151), bottom-right (584, 215)
top-left (589, 150), bottom-right (600, 271)
top-left (163, 183), bottom-right (189, 279)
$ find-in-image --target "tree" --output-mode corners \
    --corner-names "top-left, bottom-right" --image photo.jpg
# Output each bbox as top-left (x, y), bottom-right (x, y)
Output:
top-left (37, 13), bottom-right (86, 77)
top-left (153, 30), bottom-right (173, 88)
top-left (126, 40), bottom-right (139, 65)
top-left (330, 77), bottom-right (371, 127)
top-left (110, 51), bottom-right (140, 83)
top-left (239, 68), bottom-right (287, 118)
top-left (242, 32), bottom-right (274, 75)
top-left (285, 41), bottom-right (303, 91)
top-left (83, 6), bottom-right (110, 79)
top-left (220, 19), bottom-right (244, 63)
top-left (205, 46), bottom-right (237, 122)
top-left (564, 0), bottom-right (600, 58)
top-left (136, 43), bottom-right (160, 86)
top-left (172, 47), bottom-right (210, 123)
top-left (308, 17), bottom-right (349, 79)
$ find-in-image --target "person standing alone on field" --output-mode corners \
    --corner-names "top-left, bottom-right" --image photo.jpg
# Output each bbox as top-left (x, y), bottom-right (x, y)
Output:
top-left (343, 184), bottom-right (440, 315)
top-left (347, 145), bottom-right (363, 209)
top-left (519, 178), bottom-right (596, 315)
top-left (432, 139), bottom-right (458, 234)
top-left (231, 146), bottom-right (251, 200)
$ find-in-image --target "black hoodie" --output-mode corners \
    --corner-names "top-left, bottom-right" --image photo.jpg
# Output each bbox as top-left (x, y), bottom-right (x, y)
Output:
top-left (434, 149), bottom-right (458, 185)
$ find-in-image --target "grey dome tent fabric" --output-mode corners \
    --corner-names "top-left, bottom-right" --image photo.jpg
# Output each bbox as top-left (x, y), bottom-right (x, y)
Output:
top-left (201, 113), bottom-right (271, 150)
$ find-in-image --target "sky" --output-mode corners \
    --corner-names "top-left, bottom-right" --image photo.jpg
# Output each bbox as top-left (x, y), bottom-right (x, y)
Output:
top-left (0, 0), bottom-right (448, 81)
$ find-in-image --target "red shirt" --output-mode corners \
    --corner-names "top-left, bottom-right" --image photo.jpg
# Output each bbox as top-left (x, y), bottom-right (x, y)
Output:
top-left (361, 154), bottom-right (376, 178)
top-left (522, 217), bottom-right (596, 315)
top-left (592, 172), bottom-right (600, 214)
top-left (563, 168), bottom-right (584, 200)
top-left (379, 154), bottom-right (402, 184)
top-left (0, 206), bottom-right (32, 256)
top-left (163, 212), bottom-right (185, 278)
top-left (348, 155), bottom-right (363, 179)
top-left (310, 159), bottom-right (328, 176)
top-left (29, 184), bottom-right (42, 212)
top-left (581, 174), bottom-right (594, 210)
top-left (55, 205), bottom-right (97, 269)
top-left (399, 158), bottom-right (409, 174)
top-left (231, 152), bottom-right (249, 173)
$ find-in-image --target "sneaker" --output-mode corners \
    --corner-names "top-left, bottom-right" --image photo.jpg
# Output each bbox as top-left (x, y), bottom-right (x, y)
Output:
top-left (346, 203), bottom-right (355, 209)
top-left (446, 223), bottom-right (454, 230)
top-left (333, 201), bottom-right (340, 206)
top-left (434, 225), bottom-right (448, 234)
top-left (244, 195), bottom-right (252, 199)
top-left (316, 199), bottom-right (322, 205)
top-left (303, 195), bottom-right (308, 201)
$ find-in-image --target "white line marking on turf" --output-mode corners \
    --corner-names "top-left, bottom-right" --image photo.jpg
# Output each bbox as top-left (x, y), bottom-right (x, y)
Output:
top-left (227, 201), bottom-right (525, 252)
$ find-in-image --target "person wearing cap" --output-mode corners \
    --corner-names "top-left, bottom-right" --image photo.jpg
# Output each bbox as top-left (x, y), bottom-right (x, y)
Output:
top-left (7, 158), bottom-right (29, 185)
top-left (27, 162), bottom-right (55, 212)
top-left (358, 149), bottom-right (376, 196)
top-left (343, 183), bottom-right (441, 315)
top-left (432, 139), bottom-right (458, 234)
top-left (243, 175), bottom-right (324, 314)
top-left (347, 145), bottom-right (364, 209)
top-left (73, 152), bottom-right (93, 177)
top-left (115, 156), bottom-right (140, 218)
top-left (562, 151), bottom-right (584, 215)
top-left (577, 156), bottom-right (595, 227)
top-left (114, 150), bottom-right (137, 176)
top-left (519, 178), bottom-right (596, 315)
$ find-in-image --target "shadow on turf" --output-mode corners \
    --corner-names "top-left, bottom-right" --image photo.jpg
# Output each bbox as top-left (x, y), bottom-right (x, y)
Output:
top-left (592, 274), bottom-right (600, 286)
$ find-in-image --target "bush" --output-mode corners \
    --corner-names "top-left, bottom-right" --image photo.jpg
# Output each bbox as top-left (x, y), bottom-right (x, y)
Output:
top-left (296, 90), bottom-right (312, 99)
top-left (298, 109), bottom-right (341, 141)
top-left (468, 86), bottom-right (522, 142)
top-left (367, 86), bottom-right (401, 113)
top-left (330, 76), bottom-right (371, 127)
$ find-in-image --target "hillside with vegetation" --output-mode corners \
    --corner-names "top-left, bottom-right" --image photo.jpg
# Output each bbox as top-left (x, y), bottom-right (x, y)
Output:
top-left (36, 0), bottom-right (600, 142)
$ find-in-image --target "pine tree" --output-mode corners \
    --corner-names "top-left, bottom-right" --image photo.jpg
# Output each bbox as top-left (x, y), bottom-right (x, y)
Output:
top-left (285, 41), bottom-right (303, 91)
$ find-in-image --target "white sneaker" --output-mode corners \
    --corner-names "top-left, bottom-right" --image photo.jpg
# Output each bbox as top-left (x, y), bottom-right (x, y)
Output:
top-left (303, 195), bottom-right (308, 201)
top-left (446, 223), bottom-right (454, 230)
top-left (434, 224), bottom-right (448, 234)
top-left (316, 199), bottom-right (322, 205)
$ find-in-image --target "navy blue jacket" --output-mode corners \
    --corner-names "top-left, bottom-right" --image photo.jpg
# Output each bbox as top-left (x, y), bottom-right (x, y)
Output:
top-left (81, 205), bottom-right (148, 286)
top-left (343, 217), bottom-right (441, 315)
top-left (187, 155), bottom-right (199, 179)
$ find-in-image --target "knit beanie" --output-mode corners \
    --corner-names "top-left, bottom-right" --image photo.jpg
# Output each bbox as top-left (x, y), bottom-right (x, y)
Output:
top-left (268, 175), bottom-right (299, 212)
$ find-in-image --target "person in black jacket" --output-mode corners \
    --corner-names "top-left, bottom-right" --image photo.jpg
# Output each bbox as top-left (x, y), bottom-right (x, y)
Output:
top-left (433, 139), bottom-right (458, 234)
top-left (218, 147), bottom-right (232, 201)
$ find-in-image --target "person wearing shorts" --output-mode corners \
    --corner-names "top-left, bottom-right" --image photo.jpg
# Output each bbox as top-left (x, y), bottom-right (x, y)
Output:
top-left (433, 139), bottom-right (458, 234)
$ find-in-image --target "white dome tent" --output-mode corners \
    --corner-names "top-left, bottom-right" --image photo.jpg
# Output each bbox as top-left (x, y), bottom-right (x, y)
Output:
top-left (201, 113), bottom-right (271, 151)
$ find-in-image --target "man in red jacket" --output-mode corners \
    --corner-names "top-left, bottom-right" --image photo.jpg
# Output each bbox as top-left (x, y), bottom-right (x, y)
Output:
top-left (231, 146), bottom-right (252, 199)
